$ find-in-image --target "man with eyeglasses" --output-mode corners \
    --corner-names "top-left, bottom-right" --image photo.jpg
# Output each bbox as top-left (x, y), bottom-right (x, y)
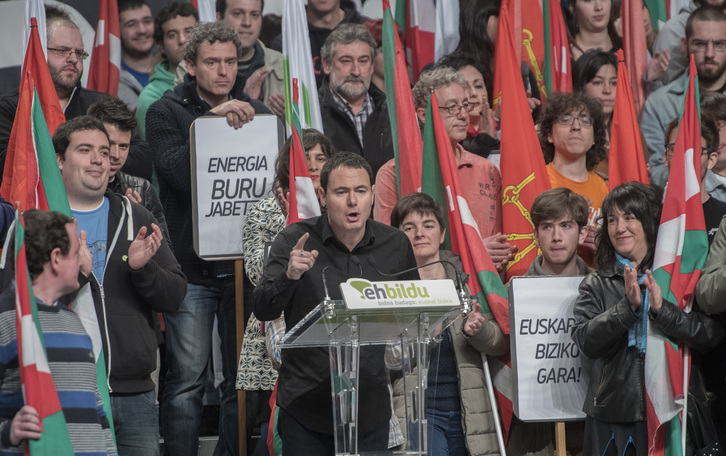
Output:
top-left (374, 65), bottom-right (515, 271)
top-left (146, 21), bottom-right (269, 456)
top-left (643, 5), bottom-right (726, 189)
top-left (537, 92), bottom-right (609, 266)
top-left (0, 6), bottom-right (153, 185)
top-left (700, 91), bottom-right (726, 205)
top-left (319, 24), bottom-right (394, 178)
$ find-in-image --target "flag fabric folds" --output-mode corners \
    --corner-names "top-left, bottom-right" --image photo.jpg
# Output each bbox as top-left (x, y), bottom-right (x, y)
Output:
top-left (14, 209), bottom-right (75, 455)
top-left (286, 78), bottom-right (320, 225)
top-left (434, 0), bottom-right (459, 61)
top-left (623, 0), bottom-right (648, 118)
top-left (282, 0), bottom-right (323, 132)
top-left (420, 90), bottom-right (512, 441)
top-left (495, 3), bottom-right (551, 281)
top-left (1, 18), bottom-right (68, 215)
top-left (608, 49), bottom-right (649, 189)
top-left (87, 0), bottom-right (121, 96)
top-left (543, 0), bottom-right (572, 96)
top-left (382, 0), bottom-right (422, 198)
top-left (402, 0), bottom-right (435, 82)
top-left (648, 55), bottom-right (707, 456)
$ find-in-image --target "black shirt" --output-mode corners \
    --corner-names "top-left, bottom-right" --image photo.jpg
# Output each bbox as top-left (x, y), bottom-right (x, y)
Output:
top-left (704, 197), bottom-right (726, 247)
top-left (252, 214), bottom-right (418, 434)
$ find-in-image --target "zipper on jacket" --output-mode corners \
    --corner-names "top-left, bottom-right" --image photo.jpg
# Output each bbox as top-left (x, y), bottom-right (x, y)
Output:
top-left (98, 281), bottom-right (113, 393)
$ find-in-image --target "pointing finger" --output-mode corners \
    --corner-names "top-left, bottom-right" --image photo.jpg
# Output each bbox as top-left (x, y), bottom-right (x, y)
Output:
top-left (292, 232), bottom-right (310, 251)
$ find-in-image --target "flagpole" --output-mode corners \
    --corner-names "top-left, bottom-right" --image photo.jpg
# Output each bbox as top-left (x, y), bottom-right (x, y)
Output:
top-left (482, 356), bottom-right (507, 455)
top-left (681, 345), bottom-right (689, 456)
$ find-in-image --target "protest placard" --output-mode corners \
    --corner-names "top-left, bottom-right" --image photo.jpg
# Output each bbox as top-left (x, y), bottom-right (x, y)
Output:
top-left (191, 115), bottom-right (281, 259)
top-left (509, 276), bottom-right (588, 421)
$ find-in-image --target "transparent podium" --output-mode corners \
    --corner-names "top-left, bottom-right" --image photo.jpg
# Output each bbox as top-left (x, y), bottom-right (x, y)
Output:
top-left (279, 279), bottom-right (466, 455)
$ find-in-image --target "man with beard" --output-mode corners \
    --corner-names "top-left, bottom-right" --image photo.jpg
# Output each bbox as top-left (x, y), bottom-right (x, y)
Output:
top-left (0, 6), bottom-right (153, 184)
top-left (318, 24), bottom-right (393, 177)
top-left (118, 0), bottom-right (155, 111)
top-left (643, 5), bottom-right (726, 188)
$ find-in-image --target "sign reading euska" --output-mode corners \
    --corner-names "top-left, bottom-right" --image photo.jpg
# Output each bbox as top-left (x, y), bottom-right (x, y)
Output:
top-left (340, 279), bottom-right (460, 310)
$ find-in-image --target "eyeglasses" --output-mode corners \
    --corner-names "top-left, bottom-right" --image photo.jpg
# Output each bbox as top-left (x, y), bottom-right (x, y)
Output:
top-left (689, 40), bottom-right (726, 53)
top-left (439, 102), bottom-right (471, 116)
top-left (665, 144), bottom-right (710, 159)
top-left (47, 47), bottom-right (89, 60)
top-left (555, 114), bottom-right (594, 127)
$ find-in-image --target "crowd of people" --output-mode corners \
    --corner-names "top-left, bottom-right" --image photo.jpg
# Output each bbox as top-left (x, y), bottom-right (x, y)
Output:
top-left (2, 0), bottom-right (726, 455)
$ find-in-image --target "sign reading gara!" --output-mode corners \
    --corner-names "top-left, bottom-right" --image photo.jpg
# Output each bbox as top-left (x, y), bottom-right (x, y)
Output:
top-left (340, 279), bottom-right (460, 311)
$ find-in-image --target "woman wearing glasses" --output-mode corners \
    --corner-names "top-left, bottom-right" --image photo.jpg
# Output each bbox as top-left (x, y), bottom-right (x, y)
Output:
top-left (538, 92), bottom-right (609, 266)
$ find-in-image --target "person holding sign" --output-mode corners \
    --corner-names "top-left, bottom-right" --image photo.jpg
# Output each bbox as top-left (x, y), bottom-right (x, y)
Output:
top-left (252, 152), bottom-right (418, 455)
top-left (507, 187), bottom-right (591, 455)
top-left (390, 192), bottom-right (507, 456)
top-left (571, 182), bottom-right (723, 454)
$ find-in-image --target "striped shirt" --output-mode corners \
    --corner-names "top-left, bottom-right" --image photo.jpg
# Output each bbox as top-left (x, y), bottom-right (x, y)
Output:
top-left (0, 283), bottom-right (117, 455)
top-left (330, 89), bottom-right (374, 147)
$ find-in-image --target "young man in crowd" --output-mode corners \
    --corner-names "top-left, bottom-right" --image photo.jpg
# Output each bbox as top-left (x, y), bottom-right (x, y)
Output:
top-left (643, 5), bottom-right (726, 188)
top-left (375, 65), bottom-right (515, 271)
top-left (53, 115), bottom-right (186, 455)
top-left (506, 187), bottom-right (590, 455)
top-left (146, 22), bottom-right (268, 456)
top-left (136, 2), bottom-right (198, 137)
top-left (0, 6), bottom-right (153, 182)
top-left (253, 152), bottom-right (418, 455)
top-left (118, 0), bottom-right (155, 110)
top-left (537, 92), bottom-right (609, 266)
top-left (0, 210), bottom-right (117, 455)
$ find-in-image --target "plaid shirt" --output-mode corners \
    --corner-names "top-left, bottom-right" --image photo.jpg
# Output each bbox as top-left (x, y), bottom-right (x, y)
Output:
top-left (330, 89), bottom-right (374, 146)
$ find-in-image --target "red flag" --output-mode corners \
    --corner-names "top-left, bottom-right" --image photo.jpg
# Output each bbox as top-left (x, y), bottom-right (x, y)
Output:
top-left (87, 0), bottom-right (120, 95)
top-left (382, 0), bottom-right (422, 198)
top-left (1, 18), bottom-right (69, 214)
top-left (403, 0), bottom-right (435, 82)
top-left (422, 90), bottom-right (512, 441)
top-left (609, 49), bottom-right (649, 189)
top-left (623, 0), bottom-right (648, 118)
top-left (496, 3), bottom-right (551, 280)
top-left (286, 79), bottom-right (320, 225)
top-left (543, 0), bottom-right (572, 96)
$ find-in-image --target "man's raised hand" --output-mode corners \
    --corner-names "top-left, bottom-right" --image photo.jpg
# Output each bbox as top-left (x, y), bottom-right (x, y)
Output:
top-left (128, 224), bottom-right (163, 270)
top-left (286, 232), bottom-right (319, 280)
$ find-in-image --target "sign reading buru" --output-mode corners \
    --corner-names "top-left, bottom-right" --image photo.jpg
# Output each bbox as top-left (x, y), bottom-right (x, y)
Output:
top-left (191, 115), bottom-right (280, 259)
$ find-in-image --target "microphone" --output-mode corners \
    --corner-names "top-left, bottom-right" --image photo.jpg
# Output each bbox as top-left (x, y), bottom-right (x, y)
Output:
top-left (368, 257), bottom-right (472, 314)
top-left (322, 257), bottom-right (364, 318)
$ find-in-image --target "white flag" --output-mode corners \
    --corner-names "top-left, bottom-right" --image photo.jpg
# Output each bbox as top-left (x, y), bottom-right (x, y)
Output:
top-left (282, 0), bottom-right (323, 132)
top-left (434, 0), bottom-right (459, 61)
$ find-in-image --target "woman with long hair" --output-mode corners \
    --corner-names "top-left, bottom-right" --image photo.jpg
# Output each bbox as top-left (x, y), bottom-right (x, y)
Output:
top-left (571, 182), bottom-right (723, 454)
top-left (564, 0), bottom-right (622, 61)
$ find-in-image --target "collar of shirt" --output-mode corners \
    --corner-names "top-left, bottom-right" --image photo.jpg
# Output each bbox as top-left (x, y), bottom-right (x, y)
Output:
top-left (320, 214), bottom-right (376, 252)
top-left (457, 146), bottom-right (475, 169)
top-left (331, 89), bottom-right (374, 117)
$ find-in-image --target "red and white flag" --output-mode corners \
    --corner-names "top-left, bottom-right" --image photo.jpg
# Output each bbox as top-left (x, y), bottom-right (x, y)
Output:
top-left (87, 0), bottom-right (121, 96)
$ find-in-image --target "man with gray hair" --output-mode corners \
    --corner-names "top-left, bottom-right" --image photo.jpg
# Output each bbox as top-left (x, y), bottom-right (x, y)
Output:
top-left (319, 23), bottom-right (393, 177)
top-left (146, 21), bottom-right (269, 456)
top-left (374, 65), bottom-right (515, 271)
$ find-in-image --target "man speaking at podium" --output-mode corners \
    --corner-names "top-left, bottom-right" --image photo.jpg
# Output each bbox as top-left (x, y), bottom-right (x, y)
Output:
top-left (253, 151), bottom-right (418, 454)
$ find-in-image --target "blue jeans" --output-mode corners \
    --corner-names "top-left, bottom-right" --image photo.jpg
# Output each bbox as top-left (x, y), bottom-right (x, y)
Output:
top-left (111, 391), bottom-right (160, 456)
top-left (427, 408), bottom-right (466, 456)
top-left (161, 281), bottom-right (238, 456)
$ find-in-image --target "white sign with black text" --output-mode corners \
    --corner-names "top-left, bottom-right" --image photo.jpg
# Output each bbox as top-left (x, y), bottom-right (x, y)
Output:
top-left (191, 115), bottom-right (280, 259)
top-left (509, 276), bottom-right (588, 421)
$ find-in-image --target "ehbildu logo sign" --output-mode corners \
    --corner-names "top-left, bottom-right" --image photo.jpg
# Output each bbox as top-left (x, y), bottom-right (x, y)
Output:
top-left (340, 279), bottom-right (460, 311)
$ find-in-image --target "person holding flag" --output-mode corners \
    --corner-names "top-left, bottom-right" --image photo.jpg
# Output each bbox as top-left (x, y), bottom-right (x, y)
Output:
top-left (389, 192), bottom-right (506, 455)
top-left (374, 66), bottom-right (515, 271)
top-left (571, 182), bottom-right (723, 454)
top-left (0, 209), bottom-right (116, 455)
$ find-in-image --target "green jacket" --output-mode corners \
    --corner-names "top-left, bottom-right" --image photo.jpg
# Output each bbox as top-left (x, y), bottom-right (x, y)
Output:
top-left (136, 60), bottom-right (175, 138)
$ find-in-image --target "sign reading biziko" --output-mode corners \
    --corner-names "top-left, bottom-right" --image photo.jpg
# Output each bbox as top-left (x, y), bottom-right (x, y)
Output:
top-left (509, 276), bottom-right (588, 421)
top-left (191, 115), bottom-right (280, 259)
